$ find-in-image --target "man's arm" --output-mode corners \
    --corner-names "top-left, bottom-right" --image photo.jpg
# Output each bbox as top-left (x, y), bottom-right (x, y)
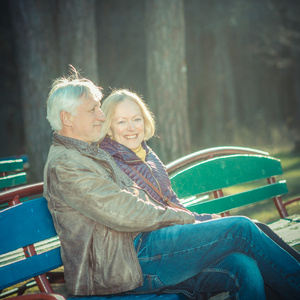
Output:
top-left (47, 159), bottom-right (195, 232)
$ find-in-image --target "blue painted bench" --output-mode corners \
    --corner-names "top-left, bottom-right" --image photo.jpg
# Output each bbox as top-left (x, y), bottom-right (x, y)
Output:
top-left (0, 146), bottom-right (299, 299)
top-left (0, 188), bottom-right (185, 300)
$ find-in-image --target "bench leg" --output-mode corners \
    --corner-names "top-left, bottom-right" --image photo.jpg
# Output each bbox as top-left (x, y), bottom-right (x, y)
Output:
top-left (23, 245), bottom-right (55, 293)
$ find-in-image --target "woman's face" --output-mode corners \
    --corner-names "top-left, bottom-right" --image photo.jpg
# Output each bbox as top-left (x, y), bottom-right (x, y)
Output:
top-left (109, 99), bottom-right (145, 150)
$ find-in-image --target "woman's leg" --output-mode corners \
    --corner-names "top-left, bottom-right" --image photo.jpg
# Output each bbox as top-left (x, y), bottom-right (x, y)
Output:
top-left (173, 252), bottom-right (266, 300)
top-left (133, 216), bottom-right (300, 299)
top-left (254, 221), bottom-right (300, 263)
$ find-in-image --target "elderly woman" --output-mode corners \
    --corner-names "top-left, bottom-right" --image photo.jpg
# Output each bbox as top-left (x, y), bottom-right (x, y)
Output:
top-left (99, 89), bottom-right (217, 222)
top-left (99, 89), bottom-right (300, 263)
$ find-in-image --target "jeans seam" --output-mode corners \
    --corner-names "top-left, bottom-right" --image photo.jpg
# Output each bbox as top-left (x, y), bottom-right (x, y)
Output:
top-left (138, 236), bottom-right (230, 262)
top-left (201, 268), bottom-right (240, 300)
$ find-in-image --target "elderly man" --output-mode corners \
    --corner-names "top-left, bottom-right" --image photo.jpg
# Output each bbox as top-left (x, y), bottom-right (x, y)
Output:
top-left (44, 69), bottom-right (300, 300)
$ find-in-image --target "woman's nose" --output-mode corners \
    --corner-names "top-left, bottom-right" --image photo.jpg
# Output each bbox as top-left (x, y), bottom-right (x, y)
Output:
top-left (127, 121), bottom-right (135, 130)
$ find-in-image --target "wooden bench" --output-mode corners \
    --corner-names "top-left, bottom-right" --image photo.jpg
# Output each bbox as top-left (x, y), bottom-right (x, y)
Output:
top-left (166, 146), bottom-right (300, 250)
top-left (0, 158), bottom-right (28, 211)
top-left (0, 195), bottom-right (184, 299)
top-left (0, 146), bottom-right (299, 299)
top-left (0, 159), bottom-right (26, 191)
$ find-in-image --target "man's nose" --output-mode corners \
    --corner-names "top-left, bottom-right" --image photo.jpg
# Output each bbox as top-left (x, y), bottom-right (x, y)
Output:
top-left (97, 108), bottom-right (106, 121)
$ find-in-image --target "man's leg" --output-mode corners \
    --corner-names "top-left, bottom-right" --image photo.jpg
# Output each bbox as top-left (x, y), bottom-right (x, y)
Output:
top-left (132, 216), bottom-right (300, 299)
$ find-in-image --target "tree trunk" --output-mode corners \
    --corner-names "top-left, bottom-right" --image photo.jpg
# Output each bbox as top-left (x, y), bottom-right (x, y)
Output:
top-left (10, 0), bottom-right (58, 182)
top-left (10, 0), bottom-right (99, 181)
top-left (57, 0), bottom-right (98, 82)
top-left (145, 0), bottom-right (190, 163)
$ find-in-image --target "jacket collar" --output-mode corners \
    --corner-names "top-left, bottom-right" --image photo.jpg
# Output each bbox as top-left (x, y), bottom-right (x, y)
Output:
top-left (53, 133), bottom-right (102, 157)
top-left (99, 136), bottom-right (150, 164)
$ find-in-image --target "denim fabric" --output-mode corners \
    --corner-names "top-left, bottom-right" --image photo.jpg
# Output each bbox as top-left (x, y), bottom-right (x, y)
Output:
top-left (255, 221), bottom-right (300, 263)
top-left (132, 216), bottom-right (300, 300)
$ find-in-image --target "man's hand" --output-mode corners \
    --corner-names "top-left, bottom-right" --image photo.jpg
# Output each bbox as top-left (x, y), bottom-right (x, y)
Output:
top-left (211, 214), bottom-right (222, 219)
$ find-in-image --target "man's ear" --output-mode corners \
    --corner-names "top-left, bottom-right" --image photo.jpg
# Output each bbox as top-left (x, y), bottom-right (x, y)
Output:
top-left (60, 111), bottom-right (73, 126)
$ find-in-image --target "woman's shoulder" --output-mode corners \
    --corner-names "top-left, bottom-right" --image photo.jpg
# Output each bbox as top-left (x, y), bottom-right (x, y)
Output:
top-left (144, 142), bottom-right (166, 167)
top-left (99, 136), bottom-right (140, 163)
top-left (99, 136), bottom-right (118, 154)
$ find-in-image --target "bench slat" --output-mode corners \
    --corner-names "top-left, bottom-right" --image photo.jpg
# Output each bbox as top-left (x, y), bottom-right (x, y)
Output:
top-left (0, 159), bottom-right (24, 173)
top-left (0, 172), bottom-right (27, 189)
top-left (268, 215), bottom-right (300, 249)
top-left (0, 237), bottom-right (60, 266)
top-left (171, 155), bottom-right (283, 199)
top-left (0, 197), bottom-right (57, 254)
top-left (166, 146), bottom-right (269, 175)
top-left (186, 181), bottom-right (288, 214)
top-left (0, 247), bottom-right (62, 290)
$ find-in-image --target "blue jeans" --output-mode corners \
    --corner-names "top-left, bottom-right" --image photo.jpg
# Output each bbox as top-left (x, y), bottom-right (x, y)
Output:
top-left (132, 216), bottom-right (300, 300)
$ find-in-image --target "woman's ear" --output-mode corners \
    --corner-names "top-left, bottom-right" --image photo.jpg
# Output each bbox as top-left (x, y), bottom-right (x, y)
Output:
top-left (108, 129), bottom-right (113, 136)
top-left (60, 111), bottom-right (72, 127)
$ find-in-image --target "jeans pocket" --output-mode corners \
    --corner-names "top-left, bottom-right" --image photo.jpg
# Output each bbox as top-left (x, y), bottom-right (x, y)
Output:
top-left (144, 274), bottom-right (166, 290)
top-left (134, 274), bottom-right (166, 292)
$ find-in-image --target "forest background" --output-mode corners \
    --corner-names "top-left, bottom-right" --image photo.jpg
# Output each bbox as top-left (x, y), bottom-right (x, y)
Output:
top-left (0, 0), bottom-right (300, 183)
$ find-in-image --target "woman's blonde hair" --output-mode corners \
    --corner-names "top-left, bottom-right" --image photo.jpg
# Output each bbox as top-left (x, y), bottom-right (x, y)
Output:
top-left (101, 89), bottom-right (155, 141)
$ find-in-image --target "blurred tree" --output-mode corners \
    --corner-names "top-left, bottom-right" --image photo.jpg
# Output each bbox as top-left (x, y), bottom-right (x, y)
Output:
top-left (145, 0), bottom-right (191, 163)
top-left (57, 0), bottom-right (98, 82)
top-left (10, 0), bottom-right (58, 182)
top-left (2, 0), bottom-right (300, 175)
top-left (0, 0), bottom-right (23, 157)
top-left (185, 0), bottom-right (300, 149)
top-left (96, 0), bottom-right (146, 96)
top-left (261, 0), bottom-right (300, 130)
top-left (10, 0), bottom-right (98, 181)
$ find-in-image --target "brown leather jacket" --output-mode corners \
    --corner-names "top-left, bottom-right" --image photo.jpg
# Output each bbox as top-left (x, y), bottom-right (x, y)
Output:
top-left (43, 134), bottom-right (195, 296)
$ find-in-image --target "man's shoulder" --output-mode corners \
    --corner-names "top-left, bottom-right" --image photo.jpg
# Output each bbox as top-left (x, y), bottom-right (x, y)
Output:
top-left (47, 144), bottom-right (91, 170)
top-left (47, 144), bottom-right (115, 172)
top-left (48, 144), bottom-right (80, 160)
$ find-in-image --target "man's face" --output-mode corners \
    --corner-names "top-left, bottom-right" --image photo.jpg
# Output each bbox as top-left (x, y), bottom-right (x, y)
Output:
top-left (69, 96), bottom-right (106, 144)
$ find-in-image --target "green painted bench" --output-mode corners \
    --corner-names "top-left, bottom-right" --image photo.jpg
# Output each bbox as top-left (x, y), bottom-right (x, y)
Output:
top-left (0, 159), bottom-right (26, 191)
top-left (0, 158), bottom-right (27, 210)
top-left (0, 146), bottom-right (299, 299)
top-left (166, 146), bottom-right (300, 250)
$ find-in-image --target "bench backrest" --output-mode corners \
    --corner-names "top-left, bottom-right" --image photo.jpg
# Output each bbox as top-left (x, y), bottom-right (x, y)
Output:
top-left (0, 159), bottom-right (26, 190)
top-left (170, 154), bottom-right (288, 215)
top-left (166, 146), bottom-right (270, 175)
top-left (0, 197), bottom-right (62, 291)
